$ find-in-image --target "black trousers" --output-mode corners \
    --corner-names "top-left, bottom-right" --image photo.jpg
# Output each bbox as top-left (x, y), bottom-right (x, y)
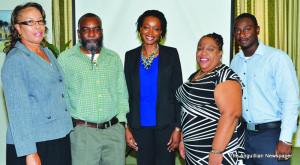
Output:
top-left (132, 126), bottom-right (175, 165)
top-left (245, 128), bottom-right (290, 165)
top-left (6, 135), bottom-right (71, 165)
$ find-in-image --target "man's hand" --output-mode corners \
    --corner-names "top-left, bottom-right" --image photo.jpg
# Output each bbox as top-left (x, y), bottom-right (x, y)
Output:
top-left (26, 152), bottom-right (41, 165)
top-left (275, 141), bottom-right (292, 161)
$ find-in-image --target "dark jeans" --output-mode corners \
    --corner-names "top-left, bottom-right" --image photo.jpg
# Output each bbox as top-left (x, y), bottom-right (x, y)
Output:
top-left (245, 128), bottom-right (290, 165)
top-left (132, 126), bottom-right (175, 165)
top-left (6, 135), bottom-right (71, 165)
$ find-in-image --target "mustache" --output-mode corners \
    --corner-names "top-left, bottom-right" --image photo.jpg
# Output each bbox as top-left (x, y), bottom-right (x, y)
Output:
top-left (85, 38), bottom-right (99, 41)
top-left (238, 37), bottom-right (248, 41)
top-left (79, 36), bottom-right (103, 51)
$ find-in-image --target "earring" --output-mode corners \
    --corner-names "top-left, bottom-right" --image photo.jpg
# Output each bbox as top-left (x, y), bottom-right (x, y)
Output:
top-left (18, 34), bottom-right (22, 38)
top-left (160, 36), bottom-right (163, 41)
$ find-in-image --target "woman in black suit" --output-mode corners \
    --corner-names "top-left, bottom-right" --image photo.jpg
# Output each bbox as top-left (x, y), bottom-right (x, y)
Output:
top-left (124, 10), bottom-right (183, 165)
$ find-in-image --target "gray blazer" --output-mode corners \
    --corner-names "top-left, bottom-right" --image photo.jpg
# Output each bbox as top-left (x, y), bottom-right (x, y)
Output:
top-left (1, 41), bottom-right (73, 157)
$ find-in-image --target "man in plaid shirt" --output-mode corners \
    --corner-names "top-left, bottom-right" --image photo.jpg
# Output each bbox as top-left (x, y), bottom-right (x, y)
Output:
top-left (58, 13), bottom-right (129, 165)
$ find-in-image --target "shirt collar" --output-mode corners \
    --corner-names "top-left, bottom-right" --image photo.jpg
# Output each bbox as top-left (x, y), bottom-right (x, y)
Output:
top-left (237, 39), bottom-right (266, 59)
top-left (14, 41), bottom-right (46, 56)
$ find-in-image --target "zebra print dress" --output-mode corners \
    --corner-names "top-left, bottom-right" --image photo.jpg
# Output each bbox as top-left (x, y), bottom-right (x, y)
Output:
top-left (176, 64), bottom-right (244, 165)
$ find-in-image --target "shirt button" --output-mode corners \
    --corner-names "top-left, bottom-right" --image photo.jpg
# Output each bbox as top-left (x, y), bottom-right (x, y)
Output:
top-left (99, 109), bottom-right (102, 111)
top-left (243, 73), bottom-right (246, 75)
top-left (62, 94), bottom-right (64, 98)
top-left (65, 108), bottom-right (68, 111)
top-left (249, 121), bottom-right (251, 122)
top-left (59, 79), bottom-right (62, 83)
top-left (96, 80), bottom-right (100, 84)
top-left (47, 116), bottom-right (51, 119)
top-left (244, 97), bottom-right (246, 99)
top-left (246, 109), bottom-right (248, 111)
top-left (98, 94), bottom-right (101, 97)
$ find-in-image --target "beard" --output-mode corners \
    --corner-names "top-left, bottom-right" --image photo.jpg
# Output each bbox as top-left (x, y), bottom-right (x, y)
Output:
top-left (79, 35), bottom-right (103, 51)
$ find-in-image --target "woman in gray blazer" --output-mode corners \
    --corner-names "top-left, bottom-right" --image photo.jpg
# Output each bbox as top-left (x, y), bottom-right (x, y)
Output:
top-left (124, 10), bottom-right (183, 165)
top-left (1, 2), bottom-right (73, 165)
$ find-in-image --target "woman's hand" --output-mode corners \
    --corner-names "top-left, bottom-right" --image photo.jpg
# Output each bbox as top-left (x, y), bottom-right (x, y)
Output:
top-left (125, 126), bottom-right (138, 151)
top-left (167, 127), bottom-right (181, 152)
top-left (26, 152), bottom-right (41, 165)
top-left (208, 152), bottom-right (223, 165)
top-left (179, 142), bottom-right (185, 159)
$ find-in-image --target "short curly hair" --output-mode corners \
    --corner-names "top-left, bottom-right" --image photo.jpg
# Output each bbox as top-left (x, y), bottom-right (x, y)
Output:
top-left (234, 13), bottom-right (258, 28)
top-left (136, 10), bottom-right (167, 42)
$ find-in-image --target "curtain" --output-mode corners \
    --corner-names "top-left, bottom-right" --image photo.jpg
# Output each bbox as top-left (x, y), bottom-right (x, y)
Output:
top-left (52, 0), bottom-right (73, 51)
top-left (234, 0), bottom-right (300, 133)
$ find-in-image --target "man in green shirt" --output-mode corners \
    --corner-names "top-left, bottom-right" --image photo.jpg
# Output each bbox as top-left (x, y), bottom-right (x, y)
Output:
top-left (58, 13), bottom-right (129, 165)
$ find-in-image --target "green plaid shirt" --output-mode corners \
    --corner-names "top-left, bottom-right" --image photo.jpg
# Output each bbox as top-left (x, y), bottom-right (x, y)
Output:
top-left (58, 44), bottom-right (129, 123)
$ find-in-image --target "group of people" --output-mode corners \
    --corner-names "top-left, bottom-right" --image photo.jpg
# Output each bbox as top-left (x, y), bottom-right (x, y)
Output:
top-left (1, 2), bottom-right (299, 165)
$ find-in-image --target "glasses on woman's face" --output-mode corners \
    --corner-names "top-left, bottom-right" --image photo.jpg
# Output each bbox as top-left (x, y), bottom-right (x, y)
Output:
top-left (17, 20), bottom-right (46, 26)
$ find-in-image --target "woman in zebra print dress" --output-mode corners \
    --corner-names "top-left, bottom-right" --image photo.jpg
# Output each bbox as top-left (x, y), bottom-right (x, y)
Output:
top-left (176, 33), bottom-right (244, 165)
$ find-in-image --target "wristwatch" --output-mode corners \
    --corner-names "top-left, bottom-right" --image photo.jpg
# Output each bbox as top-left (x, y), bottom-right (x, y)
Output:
top-left (281, 141), bottom-right (292, 146)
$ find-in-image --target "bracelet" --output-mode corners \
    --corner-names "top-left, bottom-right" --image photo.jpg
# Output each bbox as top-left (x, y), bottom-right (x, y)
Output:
top-left (211, 149), bottom-right (223, 154)
top-left (175, 127), bottom-right (182, 132)
top-left (282, 141), bottom-right (292, 146)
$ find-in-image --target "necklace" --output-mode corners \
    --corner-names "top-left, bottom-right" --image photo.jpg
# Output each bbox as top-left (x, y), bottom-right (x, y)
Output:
top-left (141, 44), bottom-right (159, 70)
top-left (194, 62), bottom-right (222, 80)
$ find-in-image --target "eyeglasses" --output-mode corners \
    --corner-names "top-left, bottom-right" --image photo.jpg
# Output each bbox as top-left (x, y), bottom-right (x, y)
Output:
top-left (17, 20), bottom-right (46, 26)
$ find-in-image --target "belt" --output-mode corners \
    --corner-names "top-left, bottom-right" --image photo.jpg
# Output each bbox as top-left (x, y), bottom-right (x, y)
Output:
top-left (73, 116), bottom-right (119, 129)
top-left (244, 121), bottom-right (281, 131)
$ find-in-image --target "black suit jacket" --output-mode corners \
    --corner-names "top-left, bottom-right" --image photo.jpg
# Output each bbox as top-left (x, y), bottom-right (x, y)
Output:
top-left (124, 44), bottom-right (183, 129)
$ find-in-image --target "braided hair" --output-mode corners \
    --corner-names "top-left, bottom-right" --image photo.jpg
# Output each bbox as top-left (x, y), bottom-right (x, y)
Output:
top-left (200, 32), bottom-right (223, 51)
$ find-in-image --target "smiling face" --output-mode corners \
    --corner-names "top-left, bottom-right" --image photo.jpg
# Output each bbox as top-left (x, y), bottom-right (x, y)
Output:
top-left (196, 37), bottom-right (222, 72)
top-left (140, 16), bottom-right (162, 46)
top-left (14, 7), bottom-right (45, 46)
top-left (233, 17), bottom-right (260, 55)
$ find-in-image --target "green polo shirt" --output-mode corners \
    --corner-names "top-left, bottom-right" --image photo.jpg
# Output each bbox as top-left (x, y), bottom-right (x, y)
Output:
top-left (58, 44), bottom-right (129, 123)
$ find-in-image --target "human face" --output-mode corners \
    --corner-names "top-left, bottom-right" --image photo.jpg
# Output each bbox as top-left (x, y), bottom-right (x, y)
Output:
top-left (15, 7), bottom-right (45, 46)
top-left (78, 17), bottom-right (102, 52)
top-left (196, 37), bottom-right (222, 72)
top-left (233, 17), bottom-right (260, 52)
top-left (140, 16), bottom-right (162, 46)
